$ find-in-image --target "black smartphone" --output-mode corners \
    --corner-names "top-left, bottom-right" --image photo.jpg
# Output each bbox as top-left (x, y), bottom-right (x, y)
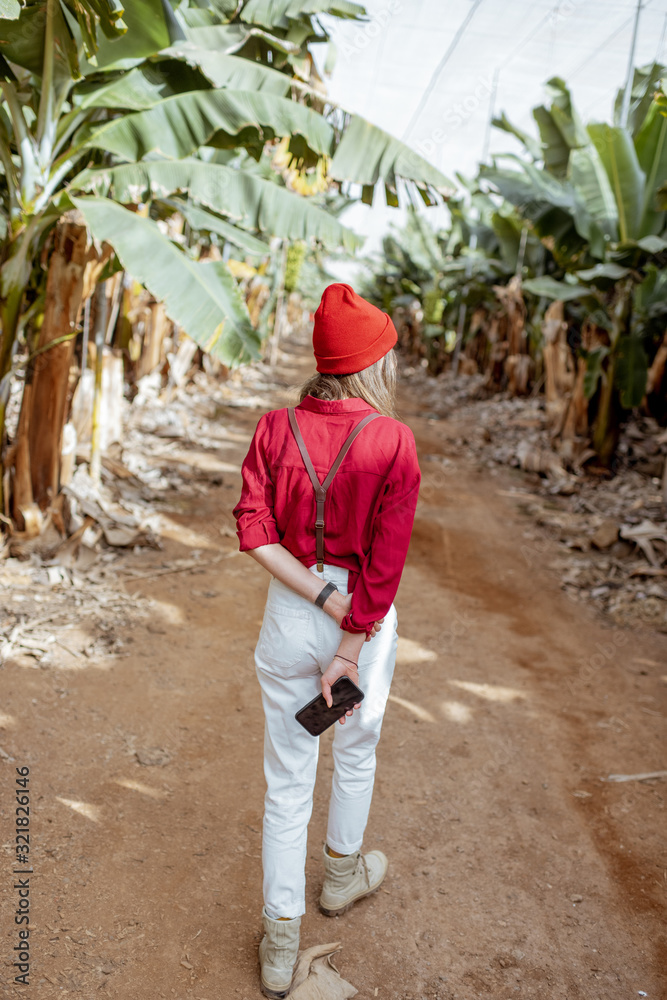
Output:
top-left (295, 677), bottom-right (365, 737)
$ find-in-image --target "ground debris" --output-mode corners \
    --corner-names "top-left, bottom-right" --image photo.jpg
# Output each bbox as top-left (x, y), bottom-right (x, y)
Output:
top-left (406, 367), bottom-right (667, 630)
top-left (290, 942), bottom-right (358, 999)
top-left (604, 770), bottom-right (667, 783)
top-left (1, 348), bottom-right (282, 668)
top-left (135, 747), bottom-right (171, 767)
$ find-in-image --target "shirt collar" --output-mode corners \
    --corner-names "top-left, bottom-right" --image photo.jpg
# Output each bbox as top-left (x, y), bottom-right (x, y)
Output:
top-left (296, 394), bottom-right (377, 414)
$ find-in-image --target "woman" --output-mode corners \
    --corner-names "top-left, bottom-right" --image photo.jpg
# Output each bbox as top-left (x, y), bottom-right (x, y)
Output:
top-left (233, 282), bottom-right (421, 998)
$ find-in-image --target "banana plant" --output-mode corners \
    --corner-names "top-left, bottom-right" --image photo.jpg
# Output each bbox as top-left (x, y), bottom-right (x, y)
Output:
top-left (360, 191), bottom-right (543, 375)
top-left (0, 0), bottom-right (453, 374)
top-left (0, 0), bottom-right (454, 516)
top-left (482, 67), bottom-right (667, 463)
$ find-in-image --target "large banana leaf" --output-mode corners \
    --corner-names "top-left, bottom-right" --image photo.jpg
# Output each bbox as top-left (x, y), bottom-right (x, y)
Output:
top-left (239, 0), bottom-right (367, 27)
top-left (490, 212), bottom-right (524, 271)
top-left (480, 163), bottom-right (586, 264)
top-left (522, 275), bottom-right (594, 301)
top-left (200, 0), bottom-right (239, 18)
top-left (328, 114), bottom-right (455, 202)
top-left (614, 335), bottom-right (649, 408)
top-left (164, 45), bottom-right (293, 94)
top-left (73, 62), bottom-right (208, 110)
top-left (575, 262), bottom-right (630, 281)
top-left (519, 160), bottom-right (576, 211)
top-left (0, 3), bottom-right (68, 75)
top-left (72, 195), bottom-right (261, 365)
top-left (587, 124), bottom-right (645, 242)
top-left (173, 201), bottom-right (270, 255)
top-left (82, 0), bottom-right (180, 72)
top-left (634, 102), bottom-right (667, 236)
top-left (568, 144), bottom-right (619, 242)
top-left (480, 163), bottom-right (577, 225)
top-left (85, 89), bottom-right (333, 161)
top-left (532, 78), bottom-right (588, 177)
top-left (71, 159), bottom-right (363, 250)
top-left (614, 61), bottom-right (665, 137)
top-left (171, 21), bottom-right (300, 58)
top-left (533, 106), bottom-right (570, 177)
top-left (546, 77), bottom-right (589, 150)
top-left (0, 0), bottom-right (170, 76)
top-left (479, 165), bottom-right (541, 210)
top-left (491, 112), bottom-right (542, 160)
top-left (637, 234), bottom-right (667, 253)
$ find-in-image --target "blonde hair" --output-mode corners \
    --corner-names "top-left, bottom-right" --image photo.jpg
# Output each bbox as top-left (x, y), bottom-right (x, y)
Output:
top-left (296, 349), bottom-right (398, 419)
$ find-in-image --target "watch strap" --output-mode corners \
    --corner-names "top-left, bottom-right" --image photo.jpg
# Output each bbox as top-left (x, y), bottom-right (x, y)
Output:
top-left (315, 581), bottom-right (338, 609)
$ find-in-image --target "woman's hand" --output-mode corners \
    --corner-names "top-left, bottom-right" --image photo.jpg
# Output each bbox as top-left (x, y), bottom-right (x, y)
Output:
top-left (322, 591), bottom-right (385, 640)
top-left (321, 655), bottom-right (362, 725)
top-left (322, 590), bottom-right (352, 626)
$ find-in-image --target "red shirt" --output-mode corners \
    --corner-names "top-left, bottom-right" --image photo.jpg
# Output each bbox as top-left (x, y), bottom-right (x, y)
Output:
top-left (233, 394), bottom-right (421, 637)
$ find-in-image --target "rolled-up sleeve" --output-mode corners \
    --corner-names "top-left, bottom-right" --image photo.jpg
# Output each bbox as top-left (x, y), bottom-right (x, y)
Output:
top-left (340, 428), bottom-right (421, 636)
top-left (233, 414), bottom-right (281, 551)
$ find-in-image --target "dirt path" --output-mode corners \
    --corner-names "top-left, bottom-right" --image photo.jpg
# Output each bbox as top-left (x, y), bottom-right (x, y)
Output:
top-left (2, 329), bottom-right (666, 1000)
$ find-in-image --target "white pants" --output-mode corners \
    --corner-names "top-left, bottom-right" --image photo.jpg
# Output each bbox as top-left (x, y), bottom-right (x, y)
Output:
top-left (254, 562), bottom-right (398, 919)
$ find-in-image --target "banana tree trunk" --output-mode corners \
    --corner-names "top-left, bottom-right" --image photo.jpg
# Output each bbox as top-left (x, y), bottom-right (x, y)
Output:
top-left (592, 355), bottom-right (620, 467)
top-left (0, 238), bottom-right (35, 517)
top-left (11, 215), bottom-right (109, 521)
top-left (592, 280), bottom-right (632, 467)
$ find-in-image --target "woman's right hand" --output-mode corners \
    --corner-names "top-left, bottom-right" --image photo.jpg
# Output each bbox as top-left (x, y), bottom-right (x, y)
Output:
top-left (323, 591), bottom-right (384, 640)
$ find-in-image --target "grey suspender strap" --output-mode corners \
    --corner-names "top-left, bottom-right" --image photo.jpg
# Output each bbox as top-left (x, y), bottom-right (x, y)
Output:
top-left (287, 407), bottom-right (381, 572)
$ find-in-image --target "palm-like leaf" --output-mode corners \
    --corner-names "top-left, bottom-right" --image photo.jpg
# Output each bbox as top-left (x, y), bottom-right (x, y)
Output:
top-left (491, 112), bottom-right (542, 161)
top-left (80, 0), bottom-right (180, 72)
top-left (634, 102), bottom-right (667, 235)
top-left (71, 159), bottom-right (363, 250)
top-left (0, 0), bottom-right (171, 77)
top-left (73, 62), bottom-right (209, 111)
top-left (587, 124), bottom-right (645, 242)
top-left (614, 62), bottom-right (665, 137)
top-left (164, 45), bottom-right (292, 94)
top-left (329, 114), bottom-right (455, 203)
top-left (531, 78), bottom-right (589, 177)
top-left (239, 0), bottom-right (367, 27)
top-left (173, 200), bottom-right (270, 255)
top-left (568, 145), bottom-right (619, 241)
top-left (522, 276), bottom-right (594, 301)
top-left (72, 195), bottom-right (261, 364)
top-left (84, 88), bottom-right (333, 161)
top-left (614, 335), bottom-right (649, 408)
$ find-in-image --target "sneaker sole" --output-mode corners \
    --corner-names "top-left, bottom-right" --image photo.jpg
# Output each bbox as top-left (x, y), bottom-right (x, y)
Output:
top-left (260, 975), bottom-right (292, 999)
top-left (259, 955), bottom-right (293, 998)
top-left (319, 871), bottom-right (387, 917)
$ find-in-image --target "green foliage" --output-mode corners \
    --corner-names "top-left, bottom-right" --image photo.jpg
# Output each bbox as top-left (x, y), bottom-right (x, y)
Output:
top-left (614, 335), bottom-right (649, 409)
top-left (0, 0), bottom-right (451, 386)
top-left (583, 346), bottom-right (608, 400)
top-left (363, 65), bottom-right (667, 461)
top-left (72, 194), bottom-right (260, 364)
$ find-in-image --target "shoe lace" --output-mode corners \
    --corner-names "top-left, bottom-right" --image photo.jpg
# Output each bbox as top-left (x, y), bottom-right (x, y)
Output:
top-left (355, 852), bottom-right (370, 887)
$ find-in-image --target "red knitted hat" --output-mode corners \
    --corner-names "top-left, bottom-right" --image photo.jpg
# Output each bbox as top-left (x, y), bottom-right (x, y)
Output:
top-left (312, 283), bottom-right (398, 374)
